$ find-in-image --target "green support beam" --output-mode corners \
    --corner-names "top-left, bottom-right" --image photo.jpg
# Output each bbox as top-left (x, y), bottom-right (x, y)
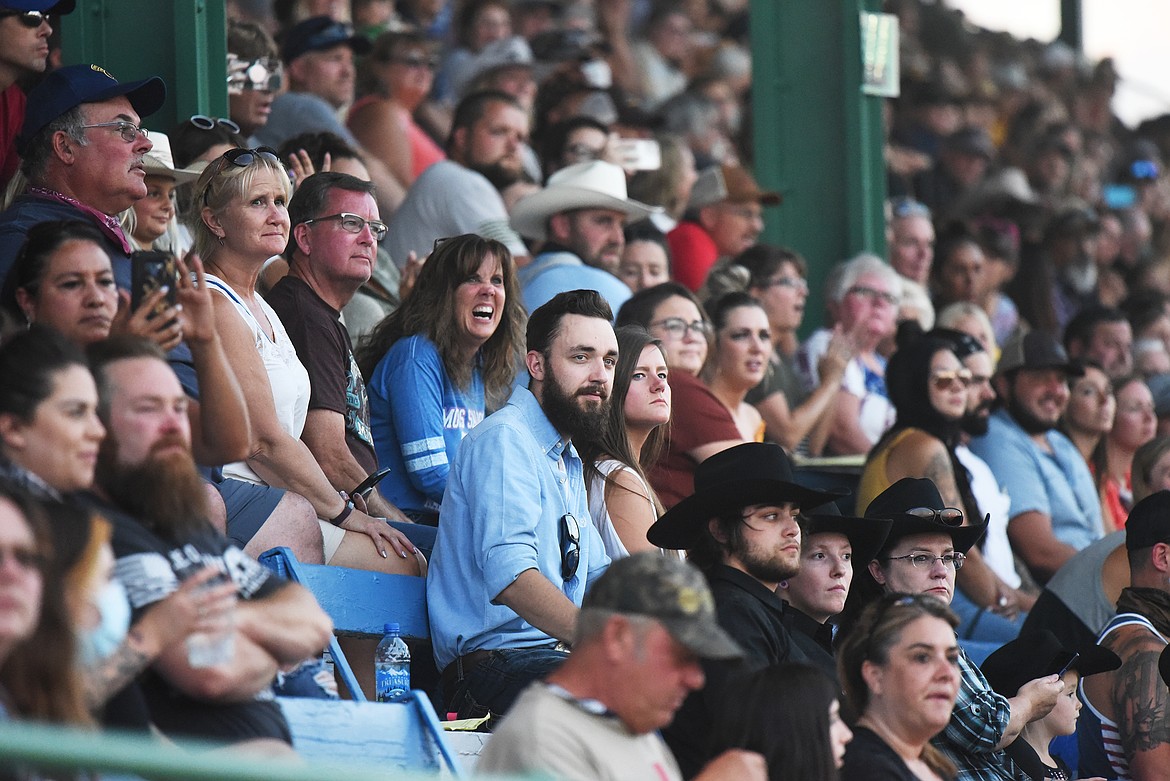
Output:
top-left (1058, 0), bottom-right (1083, 51)
top-left (749, 0), bottom-right (887, 334)
top-left (60, 0), bottom-right (227, 131)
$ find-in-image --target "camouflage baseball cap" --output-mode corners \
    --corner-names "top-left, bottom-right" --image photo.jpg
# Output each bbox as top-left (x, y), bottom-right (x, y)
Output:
top-left (583, 552), bottom-right (743, 661)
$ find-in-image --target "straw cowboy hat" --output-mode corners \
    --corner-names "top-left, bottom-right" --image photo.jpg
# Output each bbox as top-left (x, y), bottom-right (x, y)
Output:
top-left (510, 160), bottom-right (660, 241)
top-left (142, 131), bottom-right (201, 185)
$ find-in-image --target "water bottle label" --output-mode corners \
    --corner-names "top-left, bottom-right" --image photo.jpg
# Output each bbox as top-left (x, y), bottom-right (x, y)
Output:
top-left (375, 665), bottom-right (411, 702)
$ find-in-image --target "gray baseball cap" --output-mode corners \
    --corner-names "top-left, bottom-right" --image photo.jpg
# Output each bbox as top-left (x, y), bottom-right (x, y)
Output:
top-left (583, 552), bottom-right (743, 661)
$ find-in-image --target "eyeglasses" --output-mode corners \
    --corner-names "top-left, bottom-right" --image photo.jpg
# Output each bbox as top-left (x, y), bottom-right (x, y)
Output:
top-left (761, 276), bottom-right (809, 294)
top-left (0, 544), bottom-right (45, 573)
top-left (0, 9), bottom-right (48, 27)
top-left (931, 368), bottom-right (973, 391)
top-left (301, 212), bottom-right (388, 241)
top-left (885, 552), bottom-right (966, 570)
top-left (189, 115), bottom-right (241, 135)
top-left (846, 285), bottom-right (898, 307)
top-left (227, 54), bottom-right (283, 93)
top-left (80, 120), bottom-right (147, 143)
top-left (904, 506), bottom-right (965, 525)
top-left (650, 317), bottom-right (712, 340)
top-left (559, 513), bottom-right (580, 581)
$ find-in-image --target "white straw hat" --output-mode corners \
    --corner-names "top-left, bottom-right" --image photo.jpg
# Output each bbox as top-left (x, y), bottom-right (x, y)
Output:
top-left (510, 160), bottom-right (660, 241)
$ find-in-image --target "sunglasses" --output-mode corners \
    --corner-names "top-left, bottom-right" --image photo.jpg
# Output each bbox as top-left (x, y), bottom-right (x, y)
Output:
top-left (0, 9), bottom-right (47, 28)
top-left (227, 55), bottom-right (283, 93)
top-left (904, 506), bottom-right (964, 526)
top-left (889, 197), bottom-right (931, 219)
top-left (559, 513), bottom-right (580, 581)
top-left (189, 115), bottom-right (241, 135)
top-left (931, 368), bottom-right (973, 391)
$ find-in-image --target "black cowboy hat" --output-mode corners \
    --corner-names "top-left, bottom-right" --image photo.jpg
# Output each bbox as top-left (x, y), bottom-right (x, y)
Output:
top-left (801, 502), bottom-right (893, 566)
top-left (864, 478), bottom-right (987, 556)
top-left (981, 628), bottom-right (1120, 698)
top-left (648, 443), bottom-right (848, 550)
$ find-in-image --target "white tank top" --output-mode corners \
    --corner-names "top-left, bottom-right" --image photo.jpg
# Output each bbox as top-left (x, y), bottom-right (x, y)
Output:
top-left (205, 273), bottom-right (311, 485)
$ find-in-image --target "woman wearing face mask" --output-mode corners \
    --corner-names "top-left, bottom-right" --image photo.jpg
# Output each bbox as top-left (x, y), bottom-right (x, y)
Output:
top-left (0, 483), bottom-right (90, 727)
top-left (0, 331), bottom-right (233, 723)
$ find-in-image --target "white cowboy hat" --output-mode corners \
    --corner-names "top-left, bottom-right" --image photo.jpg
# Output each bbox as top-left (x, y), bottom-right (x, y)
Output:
top-left (142, 131), bottom-right (202, 185)
top-left (510, 160), bottom-right (661, 242)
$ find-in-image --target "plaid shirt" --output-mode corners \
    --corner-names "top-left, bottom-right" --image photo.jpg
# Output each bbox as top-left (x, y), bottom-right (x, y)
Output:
top-left (933, 646), bottom-right (1015, 781)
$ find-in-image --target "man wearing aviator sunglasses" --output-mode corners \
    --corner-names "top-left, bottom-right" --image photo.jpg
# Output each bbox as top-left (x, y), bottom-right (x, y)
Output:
top-left (0, 0), bottom-right (74, 189)
top-left (0, 61), bottom-right (164, 289)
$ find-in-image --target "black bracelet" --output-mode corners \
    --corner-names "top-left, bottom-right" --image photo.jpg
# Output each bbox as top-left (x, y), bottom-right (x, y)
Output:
top-left (329, 497), bottom-right (355, 527)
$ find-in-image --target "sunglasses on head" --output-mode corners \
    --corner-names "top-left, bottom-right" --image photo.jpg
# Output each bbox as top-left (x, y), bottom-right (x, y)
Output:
top-left (200, 147), bottom-right (284, 204)
top-left (903, 506), bottom-right (964, 526)
top-left (189, 115), bottom-right (241, 135)
top-left (0, 9), bottom-right (47, 28)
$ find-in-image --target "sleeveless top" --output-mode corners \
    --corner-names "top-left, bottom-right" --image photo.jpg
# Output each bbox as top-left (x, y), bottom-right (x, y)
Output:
top-left (1081, 612), bottom-right (1167, 780)
top-left (589, 459), bottom-right (656, 560)
top-left (205, 273), bottom-right (311, 485)
top-left (855, 428), bottom-right (916, 514)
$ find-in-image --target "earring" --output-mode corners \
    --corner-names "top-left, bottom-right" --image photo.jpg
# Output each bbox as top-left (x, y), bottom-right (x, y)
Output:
top-left (778, 580), bottom-right (788, 590)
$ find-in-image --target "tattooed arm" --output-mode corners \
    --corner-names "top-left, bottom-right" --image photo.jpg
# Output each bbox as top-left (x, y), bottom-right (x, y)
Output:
top-left (1114, 630), bottom-right (1170, 780)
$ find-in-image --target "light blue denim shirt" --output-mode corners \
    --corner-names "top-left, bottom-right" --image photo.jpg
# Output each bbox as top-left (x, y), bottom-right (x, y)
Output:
top-left (518, 250), bottom-right (631, 320)
top-left (427, 387), bottom-right (610, 672)
top-left (969, 408), bottom-right (1104, 551)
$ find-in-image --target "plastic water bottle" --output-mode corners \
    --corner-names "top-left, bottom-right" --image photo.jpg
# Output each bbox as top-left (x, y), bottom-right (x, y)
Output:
top-left (374, 622), bottom-right (411, 702)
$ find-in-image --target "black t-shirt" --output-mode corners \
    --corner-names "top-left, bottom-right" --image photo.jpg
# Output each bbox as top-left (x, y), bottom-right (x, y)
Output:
top-left (86, 495), bottom-right (291, 744)
top-left (266, 275), bottom-right (378, 475)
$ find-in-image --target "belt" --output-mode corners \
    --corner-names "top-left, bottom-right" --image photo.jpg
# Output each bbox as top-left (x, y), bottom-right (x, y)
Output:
top-left (440, 649), bottom-right (493, 698)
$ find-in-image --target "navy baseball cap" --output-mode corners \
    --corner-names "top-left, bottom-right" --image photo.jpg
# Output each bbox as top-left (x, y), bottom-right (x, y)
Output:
top-left (17, 64), bottom-right (165, 153)
top-left (1, 0), bottom-right (75, 11)
top-left (281, 16), bottom-right (371, 64)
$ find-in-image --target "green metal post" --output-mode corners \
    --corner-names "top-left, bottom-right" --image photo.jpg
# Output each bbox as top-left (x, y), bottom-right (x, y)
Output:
top-left (750, 0), bottom-right (887, 333)
top-left (60, 0), bottom-right (227, 131)
top-left (1058, 0), bottom-right (1083, 51)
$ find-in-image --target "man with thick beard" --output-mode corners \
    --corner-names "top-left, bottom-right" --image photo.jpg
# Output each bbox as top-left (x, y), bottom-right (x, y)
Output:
top-left (644, 442), bottom-right (846, 778)
top-left (428, 289), bottom-right (616, 721)
top-left (969, 329), bottom-right (1104, 584)
top-left (85, 337), bottom-right (332, 754)
top-left (386, 89), bottom-right (530, 266)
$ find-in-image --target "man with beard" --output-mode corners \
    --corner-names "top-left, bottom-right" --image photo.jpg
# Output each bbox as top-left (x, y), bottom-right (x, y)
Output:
top-left (938, 329), bottom-right (1034, 617)
top-left (428, 289), bottom-right (615, 721)
top-left (644, 442), bottom-right (846, 778)
top-left (85, 337), bottom-right (332, 754)
top-left (511, 159), bottom-right (660, 315)
top-left (969, 330), bottom-right (1104, 584)
top-left (386, 89), bottom-right (530, 267)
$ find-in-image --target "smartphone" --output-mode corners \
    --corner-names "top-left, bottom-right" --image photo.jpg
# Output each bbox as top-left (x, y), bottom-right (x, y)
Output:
top-left (130, 251), bottom-right (180, 317)
top-left (610, 138), bottom-right (661, 171)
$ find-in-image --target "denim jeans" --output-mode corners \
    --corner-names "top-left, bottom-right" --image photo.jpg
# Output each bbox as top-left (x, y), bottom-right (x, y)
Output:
top-left (444, 646), bottom-right (569, 720)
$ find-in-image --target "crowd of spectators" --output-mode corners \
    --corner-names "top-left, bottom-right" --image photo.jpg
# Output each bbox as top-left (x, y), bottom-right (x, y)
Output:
top-left (8, 0), bottom-right (1170, 778)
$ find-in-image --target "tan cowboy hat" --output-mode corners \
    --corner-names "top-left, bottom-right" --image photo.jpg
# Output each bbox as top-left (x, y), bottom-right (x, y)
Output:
top-left (142, 131), bottom-right (201, 185)
top-left (510, 160), bottom-right (661, 241)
